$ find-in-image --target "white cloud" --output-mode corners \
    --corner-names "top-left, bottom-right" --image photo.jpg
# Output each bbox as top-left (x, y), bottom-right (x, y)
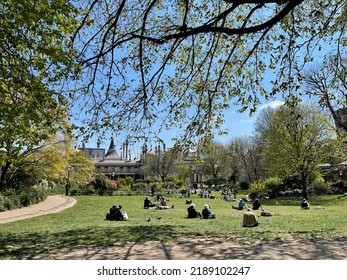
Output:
top-left (259, 100), bottom-right (285, 110)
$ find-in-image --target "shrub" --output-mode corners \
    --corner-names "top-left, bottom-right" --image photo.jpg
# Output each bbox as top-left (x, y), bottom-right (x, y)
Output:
top-left (89, 174), bottom-right (110, 195)
top-left (20, 195), bottom-right (31, 207)
top-left (3, 197), bottom-right (15, 210)
top-left (264, 177), bottom-right (283, 195)
top-left (249, 180), bottom-right (267, 195)
top-left (312, 177), bottom-right (330, 194)
top-left (2, 188), bottom-right (16, 196)
top-left (0, 195), bottom-right (5, 212)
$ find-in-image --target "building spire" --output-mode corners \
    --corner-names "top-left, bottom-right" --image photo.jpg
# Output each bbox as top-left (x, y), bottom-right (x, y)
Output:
top-left (105, 137), bottom-right (120, 158)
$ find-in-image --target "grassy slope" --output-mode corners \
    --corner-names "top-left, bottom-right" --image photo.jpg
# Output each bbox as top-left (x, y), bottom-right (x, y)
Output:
top-left (0, 193), bottom-right (346, 258)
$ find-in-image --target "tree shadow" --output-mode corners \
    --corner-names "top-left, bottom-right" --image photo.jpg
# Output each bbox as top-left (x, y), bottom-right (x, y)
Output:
top-left (1, 226), bottom-right (346, 260)
top-left (0, 224), bottom-right (178, 259)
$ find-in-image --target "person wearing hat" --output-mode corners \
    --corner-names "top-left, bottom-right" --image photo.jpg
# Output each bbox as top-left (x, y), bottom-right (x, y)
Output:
top-left (232, 199), bottom-right (246, 210)
top-left (243, 208), bottom-right (259, 227)
top-left (201, 204), bottom-right (216, 219)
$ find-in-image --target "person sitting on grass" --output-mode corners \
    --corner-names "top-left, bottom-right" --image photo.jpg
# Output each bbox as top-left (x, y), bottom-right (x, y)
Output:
top-left (252, 199), bottom-right (261, 210)
top-left (144, 196), bottom-right (156, 208)
top-left (106, 204), bottom-right (126, 221)
top-left (201, 204), bottom-right (216, 219)
top-left (301, 198), bottom-right (310, 210)
top-left (243, 208), bottom-right (259, 227)
top-left (156, 197), bottom-right (174, 209)
top-left (187, 203), bottom-right (202, 218)
top-left (232, 199), bottom-right (246, 210)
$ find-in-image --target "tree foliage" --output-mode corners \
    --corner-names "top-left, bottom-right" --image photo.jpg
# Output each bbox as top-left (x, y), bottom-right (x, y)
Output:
top-left (4, 136), bottom-right (94, 191)
top-left (226, 136), bottom-right (264, 183)
top-left (0, 0), bottom-right (79, 191)
top-left (71, 0), bottom-right (347, 146)
top-left (258, 103), bottom-right (345, 198)
top-left (197, 141), bottom-right (227, 179)
top-left (141, 149), bottom-right (177, 182)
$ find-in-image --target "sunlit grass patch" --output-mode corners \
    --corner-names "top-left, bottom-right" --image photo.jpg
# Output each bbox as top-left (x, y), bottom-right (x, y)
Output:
top-left (0, 193), bottom-right (346, 259)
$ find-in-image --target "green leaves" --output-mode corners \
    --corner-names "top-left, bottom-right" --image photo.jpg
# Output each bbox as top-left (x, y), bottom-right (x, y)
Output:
top-left (0, 0), bottom-right (79, 190)
top-left (258, 103), bottom-right (344, 196)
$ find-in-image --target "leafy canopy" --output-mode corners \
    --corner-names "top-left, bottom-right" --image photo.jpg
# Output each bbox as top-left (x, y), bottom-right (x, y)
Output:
top-left (71, 0), bottom-right (347, 146)
top-left (0, 0), bottom-right (79, 190)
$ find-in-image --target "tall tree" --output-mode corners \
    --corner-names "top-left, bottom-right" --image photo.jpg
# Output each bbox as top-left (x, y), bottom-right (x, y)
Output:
top-left (259, 103), bottom-right (344, 198)
top-left (0, 0), bottom-right (79, 191)
top-left (226, 136), bottom-right (264, 183)
top-left (71, 0), bottom-right (347, 145)
top-left (197, 141), bottom-right (227, 180)
top-left (141, 148), bottom-right (177, 182)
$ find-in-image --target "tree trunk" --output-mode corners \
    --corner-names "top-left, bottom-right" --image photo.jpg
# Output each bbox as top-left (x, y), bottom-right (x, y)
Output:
top-left (0, 162), bottom-right (10, 192)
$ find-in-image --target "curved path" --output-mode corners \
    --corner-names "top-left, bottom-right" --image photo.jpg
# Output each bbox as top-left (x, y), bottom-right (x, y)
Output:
top-left (0, 195), bottom-right (76, 224)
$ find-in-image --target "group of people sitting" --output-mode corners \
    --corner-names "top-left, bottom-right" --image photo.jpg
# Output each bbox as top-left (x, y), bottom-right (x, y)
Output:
top-left (187, 202), bottom-right (216, 219)
top-left (105, 204), bottom-right (128, 221)
top-left (143, 196), bottom-right (174, 209)
top-left (106, 195), bottom-right (310, 226)
top-left (230, 198), bottom-right (273, 227)
top-left (232, 198), bottom-right (261, 210)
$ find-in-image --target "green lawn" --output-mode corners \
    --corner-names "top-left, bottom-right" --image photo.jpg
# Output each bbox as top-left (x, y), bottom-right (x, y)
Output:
top-left (0, 193), bottom-right (346, 259)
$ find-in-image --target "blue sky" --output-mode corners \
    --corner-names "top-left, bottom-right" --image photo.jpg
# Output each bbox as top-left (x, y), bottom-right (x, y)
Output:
top-left (80, 99), bottom-right (284, 158)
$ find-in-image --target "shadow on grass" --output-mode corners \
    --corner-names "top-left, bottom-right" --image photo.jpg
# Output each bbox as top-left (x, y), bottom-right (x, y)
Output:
top-left (1, 225), bottom-right (347, 260)
top-left (0, 224), bottom-right (180, 259)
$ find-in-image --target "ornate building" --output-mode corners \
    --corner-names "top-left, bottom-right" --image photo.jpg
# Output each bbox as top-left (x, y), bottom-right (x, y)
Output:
top-left (81, 137), bottom-right (143, 180)
top-left (81, 137), bottom-right (203, 183)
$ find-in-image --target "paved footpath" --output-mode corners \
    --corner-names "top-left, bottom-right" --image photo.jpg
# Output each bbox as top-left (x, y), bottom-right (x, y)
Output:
top-left (0, 195), bottom-right (76, 224)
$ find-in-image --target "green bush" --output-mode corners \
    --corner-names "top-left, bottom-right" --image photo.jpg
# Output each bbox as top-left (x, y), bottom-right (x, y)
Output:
top-left (3, 188), bottom-right (16, 196)
top-left (264, 177), bottom-right (283, 194)
top-left (312, 177), bottom-right (330, 194)
top-left (88, 174), bottom-right (110, 195)
top-left (4, 197), bottom-right (15, 210)
top-left (0, 195), bottom-right (5, 212)
top-left (249, 180), bottom-right (267, 194)
top-left (20, 195), bottom-right (31, 207)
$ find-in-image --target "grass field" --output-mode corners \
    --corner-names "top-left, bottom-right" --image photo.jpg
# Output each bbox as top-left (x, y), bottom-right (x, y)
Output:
top-left (0, 193), bottom-right (346, 259)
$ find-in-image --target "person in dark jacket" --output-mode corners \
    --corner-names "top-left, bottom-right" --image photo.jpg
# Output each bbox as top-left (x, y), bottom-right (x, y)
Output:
top-left (187, 203), bottom-right (201, 218)
top-left (252, 199), bottom-right (261, 210)
top-left (106, 205), bottom-right (125, 221)
top-left (144, 196), bottom-right (156, 208)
